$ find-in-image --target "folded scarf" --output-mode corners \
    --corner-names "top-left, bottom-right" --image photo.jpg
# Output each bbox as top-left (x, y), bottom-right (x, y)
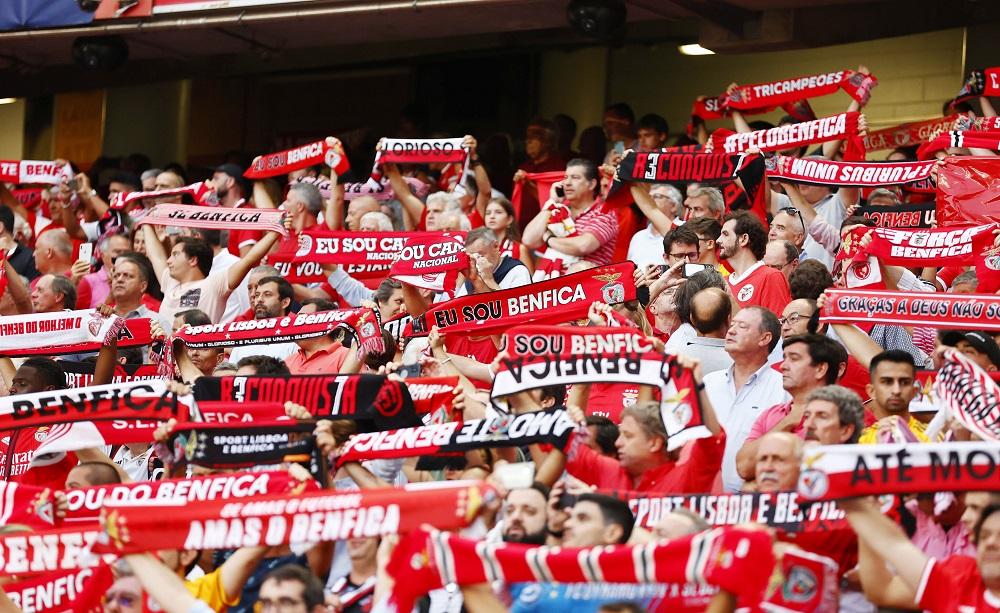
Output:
top-left (389, 234), bottom-right (468, 292)
top-left (864, 114), bottom-right (961, 151)
top-left (767, 155), bottom-right (935, 187)
top-left (0, 160), bottom-right (73, 185)
top-left (708, 112), bottom-right (864, 160)
top-left (0, 481), bottom-right (58, 529)
top-left (109, 181), bottom-right (218, 209)
top-left (92, 481), bottom-right (491, 555)
top-left (855, 203), bottom-right (935, 228)
top-left (407, 261), bottom-right (636, 337)
top-left (934, 347), bottom-right (1000, 442)
top-left (385, 526), bottom-right (775, 613)
top-left (337, 406), bottom-right (577, 466)
top-left (798, 441), bottom-right (1000, 501)
top-left (244, 138), bottom-right (350, 179)
top-left (136, 202), bottom-right (288, 237)
top-left (174, 307), bottom-right (383, 357)
top-left (192, 373), bottom-right (424, 431)
top-left (0, 311), bottom-right (153, 356)
top-left (936, 156), bottom-right (1000, 226)
top-left (820, 288), bottom-right (1000, 332)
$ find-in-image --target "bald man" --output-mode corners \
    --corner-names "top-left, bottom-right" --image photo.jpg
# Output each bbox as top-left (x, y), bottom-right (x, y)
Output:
top-left (33, 229), bottom-right (75, 277)
top-left (677, 287), bottom-right (733, 374)
top-left (752, 431), bottom-right (803, 493)
top-left (346, 196), bottom-right (380, 231)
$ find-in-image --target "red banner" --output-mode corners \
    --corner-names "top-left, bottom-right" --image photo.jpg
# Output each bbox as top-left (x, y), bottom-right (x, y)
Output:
top-left (709, 112), bottom-right (863, 156)
top-left (766, 155), bottom-right (934, 187)
top-left (245, 138), bottom-right (349, 179)
top-left (377, 138), bottom-right (467, 164)
top-left (863, 115), bottom-right (960, 151)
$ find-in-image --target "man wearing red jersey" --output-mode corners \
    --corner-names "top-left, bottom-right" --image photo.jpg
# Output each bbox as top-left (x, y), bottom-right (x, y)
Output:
top-left (718, 211), bottom-right (791, 315)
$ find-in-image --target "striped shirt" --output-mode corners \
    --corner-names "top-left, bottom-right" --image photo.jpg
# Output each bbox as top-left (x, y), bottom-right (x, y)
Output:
top-left (574, 200), bottom-right (619, 265)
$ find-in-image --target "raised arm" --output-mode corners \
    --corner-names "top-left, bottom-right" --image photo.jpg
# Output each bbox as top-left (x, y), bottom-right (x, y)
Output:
top-left (141, 224), bottom-right (168, 274)
top-left (840, 497), bottom-right (929, 591)
top-left (125, 554), bottom-right (207, 613)
top-left (226, 230), bottom-right (282, 291)
top-left (630, 182), bottom-right (674, 236)
top-left (383, 161), bottom-right (425, 228)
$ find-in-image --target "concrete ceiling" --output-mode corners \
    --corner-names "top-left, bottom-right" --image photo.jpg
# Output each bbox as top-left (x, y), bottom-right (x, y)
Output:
top-left (0, 0), bottom-right (998, 97)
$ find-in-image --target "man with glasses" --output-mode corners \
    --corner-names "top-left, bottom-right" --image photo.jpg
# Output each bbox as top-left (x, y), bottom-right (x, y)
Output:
top-left (763, 239), bottom-right (799, 281)
top-left (778, 298), bottom-right (816, 338)
top-left (661, 226), bottom-right (700, 267)
top-left (685, 217), bottom-right (725, 275)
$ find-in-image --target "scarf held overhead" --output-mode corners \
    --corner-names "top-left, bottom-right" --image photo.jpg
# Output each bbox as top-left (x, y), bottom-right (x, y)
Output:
top-left (863, 115), bottom-right (960, 151)
top-left (934, 347), bottom-right (1000, 442)
top-left (244, 138), bottom-right (350, 179)
top-left (936, 156), bottom-right (1000, 226)
top-left (136, 203), bottom-right (288, 237)
top-left (820, 288), bottom-right (1000, 332)
top-left (709, 112), bottom-right (864, 159)
top-left (918, 131), bottom-right (1000, 159)
top-left (109, 181), bottom-right (219, 210)
top-left (798, 442), bottom-right (1000, 501)
top-left (725, 69), bottom-right (876, 113)
top-left (92, 481), bottom-right (490, 554)
top-left (948, 67), bottom-right (1000, 106)
top-left (0, 160), bottom-right (73, 185)
top-left (0, 311), bottom-right (154, 356)
top-left (174, 308), bottom-right (383, 356)
top-left (766, 155), bottom-right (935, 187)
top-left (163, 420), bottom-right (322, 474)
top-left (193, 374), bottom-right (424, 431)
top-left (376, 138), bottom-right (467, 164)
top-left (384, 527), bottom-right (775, 613)
top-left (407, 262), bottom-right (637, 337)
top-left (855, 203), bottom-right (935, 228)
top-left (269, 230), bottom-right (465, 266)
top-left (389, 234), bottom-right (468, 292)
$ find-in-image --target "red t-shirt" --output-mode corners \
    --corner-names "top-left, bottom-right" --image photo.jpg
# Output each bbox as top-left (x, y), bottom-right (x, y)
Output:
top-left (227, 200), bottom-right (264, 256)
top-left (917, 555), bottom-right (1000, 613)
top-left (728, 261), bottom-right (791, 315)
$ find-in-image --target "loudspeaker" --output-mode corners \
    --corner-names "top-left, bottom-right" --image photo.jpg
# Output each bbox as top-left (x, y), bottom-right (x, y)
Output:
top-left (72, 35), bottom-right (129, 71)
top-left (566, 0), bottom-right (626, 40)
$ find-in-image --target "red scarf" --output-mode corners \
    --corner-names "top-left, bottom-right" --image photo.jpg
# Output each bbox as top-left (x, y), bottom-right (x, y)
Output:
top-left (854, 203), bottom-right (935, 228)
top-left (959, 116), bottom-right (1000, 132)
top-left (406, 262), bottom-right (636, 337)
top-left (798, 441), bottom-right (1000, 501)
top-left (0, 524), bottom-right (104, 574)
top-left (270, 230), bottom-right (464, 265)
top-left (174, 308), bottom-right (383, 357)
top-left (820, 288), bottom-right (1000, 332)
top-left (615, 151), bottom-right (769, 225)
top-left (918, 130), bottom-right (1000, 159)
top-left (3, 566), bottom-right (112, 613)
top-left (0, 160), bottom-right (72, 185)
top-left (511, 171), bottom-right (563, 218)
top-left (709, 112), bottom-right (865, 159)
top-left (934, 347), bottom-right (1000, 442)
top-left (385, 526), bottom-right (775, 613)
top-left (863, 114), bottom-right (960, 151)
top-left (724, 70), bottom-right (876, 114)
top-left (136, 203), bottom-right (287, 237)
top-left (767, 155), bottom-right (935, 187)
top-left (0, 481), bottom-right (57, 528)
top-left (244, 138), bottom-right (350, 179)
top-left (936, 156), bottom-right (1000, 225)
top-left (92, 481), bottom-right (491, 555)
top-left (61, 361), bottom-right (161, 388)
top-left (389, 234), bottom-right (468, 292)
top-left (0, 311), bottom-right (154, 356)
top-left (376, 138), bottom-right (467, 164)
top-left (109, 181), bottom-right (217, 209)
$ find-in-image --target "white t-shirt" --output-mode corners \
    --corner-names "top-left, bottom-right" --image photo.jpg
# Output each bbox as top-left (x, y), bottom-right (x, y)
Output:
top-left (158, 268), bottom-right (232, 328)
top-left (211, 250), bottom-right (250, 324)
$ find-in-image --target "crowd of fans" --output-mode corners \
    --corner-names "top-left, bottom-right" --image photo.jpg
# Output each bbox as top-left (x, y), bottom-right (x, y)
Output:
top-left (2, 61), bottom-right (1000, 613)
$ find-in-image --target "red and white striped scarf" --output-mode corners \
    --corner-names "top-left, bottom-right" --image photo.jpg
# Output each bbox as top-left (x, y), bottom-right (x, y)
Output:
top-left (0, 160), bottom-right (72, 185)
top-left (766, 155), bottom-right (935, 187)
top-left (109, 181), bottom-right (218, 209)
top-left (918, 130), bottom-right (1000, 159)
top-left (136, 203), bottom-right (287, 236)
top-left (0, 311), bottom-right (154, 356)
top-left (384, 526), bottom-right (776, 613)
top-left (934, 347), bottom-right (1000, 442)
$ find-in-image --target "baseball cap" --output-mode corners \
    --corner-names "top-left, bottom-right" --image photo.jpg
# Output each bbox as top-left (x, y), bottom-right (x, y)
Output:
top-left (941, 330), bottom-right (1000, 369)
top-left (214, 163), bottom-right (249, 195)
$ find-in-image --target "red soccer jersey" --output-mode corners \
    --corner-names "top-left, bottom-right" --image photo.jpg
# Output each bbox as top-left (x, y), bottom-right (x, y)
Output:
top-left (227, 200), bottom-right (265, 256)
top-left (728, 261), bottom-right (791, 315)
top-left (917, 555), bottom-right (1000, 613)
top-left (586, 383), bottom-right (640, 424)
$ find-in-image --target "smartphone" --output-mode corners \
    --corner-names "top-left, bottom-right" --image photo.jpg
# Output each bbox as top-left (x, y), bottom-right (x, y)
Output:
top-left (67, 178), bottom-right (79, 192)
top-left (557, 493), bottom-right (578, 509)
top-left (555, 185), bottom-right (565, 198)
top-left (397, 363), bottom-right (421, 379)
top-left (77, 242), bottom-right (93, 264)
top-left (613, 141), bottom-right (626, 156)
top-left (683, 263), bottom-right (713, 278)
top-left (495, 462), bottom-right (535, 490)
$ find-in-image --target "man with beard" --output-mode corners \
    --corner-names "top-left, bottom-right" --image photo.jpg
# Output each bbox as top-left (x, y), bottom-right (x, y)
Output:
top-left (858, 350), bottom-right (931, 443)
top-left (228, 276), bottom-right (297, 363)
top-left (718, 211), bottom-right (791, 314)
top-left (499, 484), bottom-right (549, 545)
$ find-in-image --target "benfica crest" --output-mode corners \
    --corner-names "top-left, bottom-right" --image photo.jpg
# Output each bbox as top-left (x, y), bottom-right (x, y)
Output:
top-left (100, 508), bottom-right (132, 550)
top-left (594, 272), bottom-right (625, 304)
top-left (797, 452), bottom-right (830, 499)
top-left (982, 244), bottom-right (1000, 271)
